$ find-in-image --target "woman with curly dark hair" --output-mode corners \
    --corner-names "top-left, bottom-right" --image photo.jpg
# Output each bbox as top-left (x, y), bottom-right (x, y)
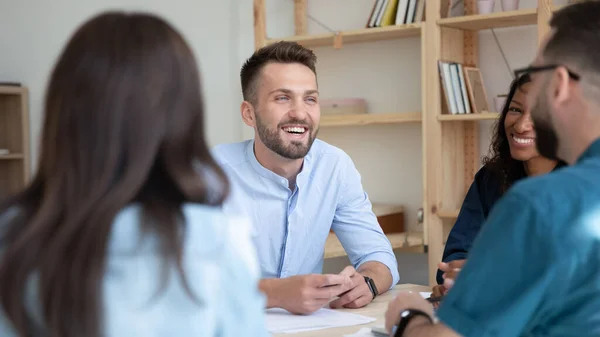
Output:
top-left (432, 74), bottom-right (567, 297)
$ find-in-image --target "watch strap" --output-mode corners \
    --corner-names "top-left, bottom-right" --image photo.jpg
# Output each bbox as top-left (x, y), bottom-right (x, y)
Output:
top-left (393, 308), bottom-right (433, 337)
top-left (363, 276), bottom-right (378, 299)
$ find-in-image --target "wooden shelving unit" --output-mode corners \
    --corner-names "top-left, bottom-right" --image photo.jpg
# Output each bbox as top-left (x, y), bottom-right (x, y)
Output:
top-left (437, 111), bottom-right (499, 121)
top-left (266, 23), bottom-right (422, 49)
top-left (437, 8), bottom-right (537, 30)
top-left (325, 202), bottom-right (421, 258)
top-left (325, 231), bottom-right (424, 259)
top-left (253, 0), bottom-right (558, 285)
top-left (423, 0), bottom-right (556, 285)
top-left (436, 209), bottom-right (460, 219)
top-left (0, 154), bottom-right (25, 160)
top-left (321, 112), bottom-right (421, 127)
top-left (0, 85), bottom-right (30, 198)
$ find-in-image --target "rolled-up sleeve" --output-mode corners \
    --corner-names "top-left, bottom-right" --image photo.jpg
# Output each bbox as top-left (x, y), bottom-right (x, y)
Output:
top-left (331, 155), bottom-right (400, 287)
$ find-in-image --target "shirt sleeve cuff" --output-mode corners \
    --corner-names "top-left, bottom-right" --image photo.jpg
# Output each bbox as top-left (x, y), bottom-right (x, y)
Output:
top-left (356, 251), bottom-right (399, 288)
top-left (436, 299), bottom-right (495, 337)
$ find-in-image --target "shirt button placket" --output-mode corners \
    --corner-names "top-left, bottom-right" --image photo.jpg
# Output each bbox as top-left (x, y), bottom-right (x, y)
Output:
top-left (280, 187), bottom-right (294, 277)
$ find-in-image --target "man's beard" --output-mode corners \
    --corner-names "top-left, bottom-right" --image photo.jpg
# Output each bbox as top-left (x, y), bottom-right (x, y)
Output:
top-left (255, 113), bottom-right (318, 160)
top-left (531, 93), bottom-right (560, 161)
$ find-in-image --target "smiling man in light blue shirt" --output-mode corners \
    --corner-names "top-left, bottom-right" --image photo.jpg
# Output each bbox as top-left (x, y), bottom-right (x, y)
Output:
top-left (212, 41), bottom-right (399, 315)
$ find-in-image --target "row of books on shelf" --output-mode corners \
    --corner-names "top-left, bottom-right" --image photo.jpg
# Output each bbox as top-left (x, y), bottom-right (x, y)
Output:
top-left (438, 60), bottom-right (490, 115)
top-left (366, 0), bottom-right (426, 28)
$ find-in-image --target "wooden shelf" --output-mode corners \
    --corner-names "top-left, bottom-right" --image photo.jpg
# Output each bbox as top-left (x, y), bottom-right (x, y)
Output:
top-left (266, 23), bottom-right (422, 48)
top-left (0, 86), bottom-right (26, 95)
top-left (437, 111), bottom-right (499, 121)
top-left (372, 204), bottom-right (404, 217)
top-left (0, 154), bottom-right (24, 160)
top-left (321, 112), bottom-right (421, 127)
top-left (325, 231), bottom-right (424, 259)
top-left (437, 209), bottom-right (460, 219)
top-left (437, 8), bottom-right (537, 30)
top-left (0, 86), bottom-right (29, 195)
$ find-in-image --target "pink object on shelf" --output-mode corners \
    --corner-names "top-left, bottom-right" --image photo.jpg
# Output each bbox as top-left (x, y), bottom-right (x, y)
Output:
top-left (501, 0), bottom-right (519, 11)
top-left (320, 98), bottom-right (368, 115)
top-left (477, 0), bottom-right (495, 14)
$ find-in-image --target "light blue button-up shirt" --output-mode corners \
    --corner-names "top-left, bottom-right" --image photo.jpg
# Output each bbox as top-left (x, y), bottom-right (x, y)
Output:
top-left (0, 204), bottom-right (270, 337)
top-left (211, 139), bottom-right (399, 287)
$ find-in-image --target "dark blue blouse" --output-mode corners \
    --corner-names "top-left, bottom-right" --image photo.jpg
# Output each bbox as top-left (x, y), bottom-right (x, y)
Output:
top-left (436, 166), bottom-right (502, 284)
top-left (436, 163), bottom-right (565, 284)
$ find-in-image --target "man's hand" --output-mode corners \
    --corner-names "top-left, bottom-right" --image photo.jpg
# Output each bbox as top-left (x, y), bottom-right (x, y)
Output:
top-left (261, 274), bottom-right (352, 315)
top-left (329, 266), bottom-right (373, 309)
top-left (384, 291), bottom-right (435, 335)
top-left (438, 259), bottom-right (466, 291)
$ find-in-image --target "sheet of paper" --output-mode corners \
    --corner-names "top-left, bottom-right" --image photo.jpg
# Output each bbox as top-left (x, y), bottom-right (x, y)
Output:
top-left (342, 293), bottom-right (434, 337)
top-left (265, 307), bottom-right (376, 334)
top-left (343, 327), bottom-right (377, 337)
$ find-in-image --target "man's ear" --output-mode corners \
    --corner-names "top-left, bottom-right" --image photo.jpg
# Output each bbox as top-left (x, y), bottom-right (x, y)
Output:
top-left (241, 101), bottom-right (256, 128)
top-left (553, 66), bottom-right (572, 107)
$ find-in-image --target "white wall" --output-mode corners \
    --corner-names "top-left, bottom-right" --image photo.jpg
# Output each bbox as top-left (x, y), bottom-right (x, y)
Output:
top-left (0, 0), bottom-right (247, 174)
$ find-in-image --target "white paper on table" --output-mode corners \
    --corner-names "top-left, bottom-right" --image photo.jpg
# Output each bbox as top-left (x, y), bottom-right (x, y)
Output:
top-left (265, 307), bottom-right (376, 334)
top-left (343, 327), bottom-right (377, 337)
top-left (420, 291), bottom-right (432, 298)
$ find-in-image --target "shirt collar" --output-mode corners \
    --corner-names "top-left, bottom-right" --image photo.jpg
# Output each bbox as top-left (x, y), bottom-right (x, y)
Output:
top-left (576, 137), bottom-right (600, 164)
top-left (244, 139), bottom-right (313, 189)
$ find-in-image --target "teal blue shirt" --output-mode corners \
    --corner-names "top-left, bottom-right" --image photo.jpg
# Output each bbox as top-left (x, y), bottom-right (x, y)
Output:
top-left (436, 138), bottom-right (600, 336)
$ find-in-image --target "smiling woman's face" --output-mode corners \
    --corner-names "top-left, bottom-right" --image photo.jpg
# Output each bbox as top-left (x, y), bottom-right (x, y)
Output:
top-left (504, 82), bottom-right (541, 161)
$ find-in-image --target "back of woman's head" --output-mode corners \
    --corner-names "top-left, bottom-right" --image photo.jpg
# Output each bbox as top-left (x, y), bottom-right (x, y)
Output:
top-left (0, 11), bottom-right (228, 337)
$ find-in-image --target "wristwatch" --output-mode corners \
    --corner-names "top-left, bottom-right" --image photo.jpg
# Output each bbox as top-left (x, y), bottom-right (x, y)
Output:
top-left (363, 276), bottom-right (379, 299)
top-left (392, 309), bottom-right (433, 337)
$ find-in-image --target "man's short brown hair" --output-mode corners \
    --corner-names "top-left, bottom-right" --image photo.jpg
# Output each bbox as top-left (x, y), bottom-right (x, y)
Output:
top-left (240, 41), bottom-right (317, 106)
top-left (544, 1), bottom-right (600, 83)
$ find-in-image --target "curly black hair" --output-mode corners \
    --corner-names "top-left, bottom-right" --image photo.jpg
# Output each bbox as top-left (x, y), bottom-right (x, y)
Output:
top-left (482, 74), bottom-right (566, 193)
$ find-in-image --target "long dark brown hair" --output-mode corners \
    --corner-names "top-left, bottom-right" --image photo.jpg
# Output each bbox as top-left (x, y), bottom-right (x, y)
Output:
top-left (482, 74), bottom-right (565, 192)
top-left (0, 11), bottom-right (229, 337)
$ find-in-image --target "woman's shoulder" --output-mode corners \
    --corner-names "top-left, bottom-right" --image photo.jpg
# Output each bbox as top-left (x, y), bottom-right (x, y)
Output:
top-left (102, 204), bottom-right (265, 336)
top-left (107, 203), bottom-right (255, 260)
top-left (181, 204), bottom-right (260, 277)
top-left (471, 165), bottom-right (504, 201)
top-left (473, 165), bottom-right (502, 187)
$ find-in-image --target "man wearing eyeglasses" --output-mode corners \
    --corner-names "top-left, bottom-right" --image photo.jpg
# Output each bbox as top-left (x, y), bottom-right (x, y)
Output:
top-left (383, 2), bottom-right (600, 336)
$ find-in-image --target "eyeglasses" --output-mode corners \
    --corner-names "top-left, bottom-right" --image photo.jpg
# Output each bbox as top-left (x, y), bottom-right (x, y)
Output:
top-left (499, 64), bottom-right (581, 116)
top-left (513, 64), bottom-right (581, 81)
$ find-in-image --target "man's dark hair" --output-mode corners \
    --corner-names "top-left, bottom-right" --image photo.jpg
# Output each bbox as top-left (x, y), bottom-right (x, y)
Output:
top-left (240, 41), bottom-right (317, 105)
top-left (544, 1), bottom-right (600, 80)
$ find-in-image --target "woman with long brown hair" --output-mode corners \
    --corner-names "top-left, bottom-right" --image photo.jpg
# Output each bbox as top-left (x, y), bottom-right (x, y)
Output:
top-left (433, 74), bottom-right (567, 297)
top-left (0, 11), bottom-right (268, 337)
